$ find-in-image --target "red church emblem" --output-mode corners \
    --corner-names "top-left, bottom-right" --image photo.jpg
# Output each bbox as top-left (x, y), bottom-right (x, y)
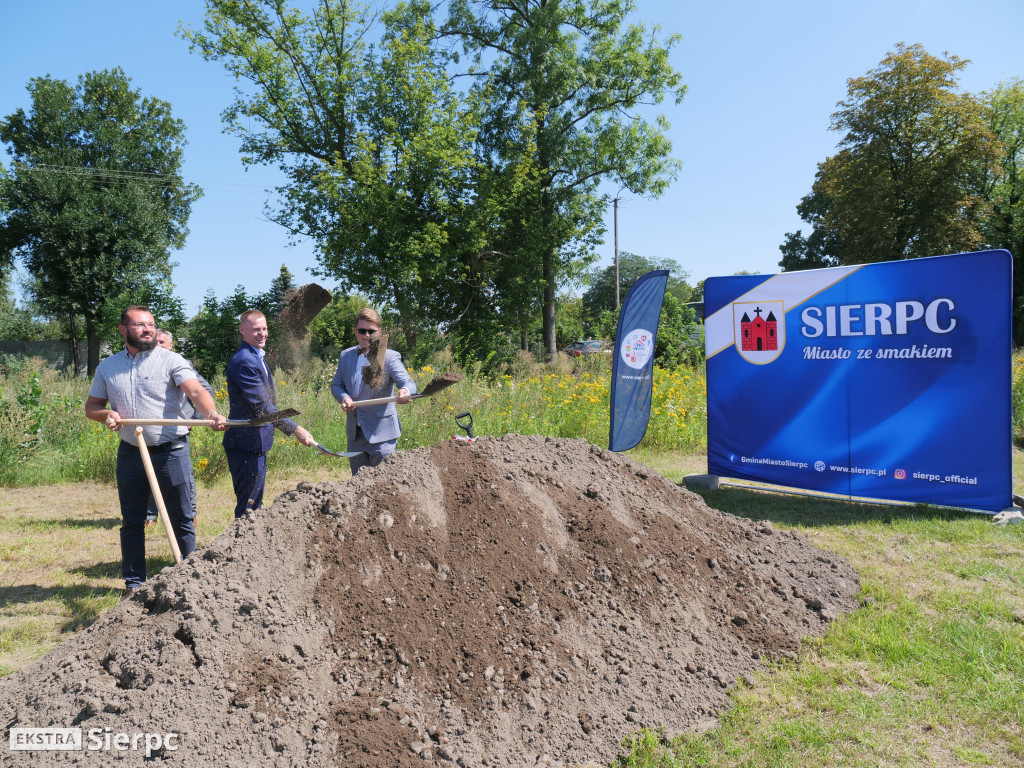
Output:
top-left (740, 306), bottom-right (778, 352)
top-left (732, 301), bottom-right (785, 364)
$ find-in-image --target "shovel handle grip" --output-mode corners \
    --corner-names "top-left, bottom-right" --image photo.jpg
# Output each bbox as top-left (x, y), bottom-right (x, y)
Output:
top-left (350, 394), bottom-right (423, 408)
top-left (114, 418), bottom-right (215, 427)
top-left (113, 419), bottom-right (259, 428)
top-left (455, 411), bottom-right (474, 438)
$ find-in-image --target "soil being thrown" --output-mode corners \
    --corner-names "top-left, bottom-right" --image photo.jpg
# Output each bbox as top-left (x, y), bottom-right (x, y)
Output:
top-left (0, 435), bottom-right (860, 767)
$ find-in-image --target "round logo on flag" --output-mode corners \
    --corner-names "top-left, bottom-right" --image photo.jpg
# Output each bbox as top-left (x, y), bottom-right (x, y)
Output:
top-left (619, 328), bottom-right (655, 370)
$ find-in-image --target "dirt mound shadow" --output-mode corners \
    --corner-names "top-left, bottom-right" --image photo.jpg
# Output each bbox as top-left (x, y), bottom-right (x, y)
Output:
top-left (0, 435), bottom-right (859, 767)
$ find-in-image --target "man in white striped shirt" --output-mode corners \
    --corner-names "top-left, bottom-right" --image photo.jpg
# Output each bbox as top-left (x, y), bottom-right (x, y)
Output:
top-left (85, 306), bottom-right (227, 599)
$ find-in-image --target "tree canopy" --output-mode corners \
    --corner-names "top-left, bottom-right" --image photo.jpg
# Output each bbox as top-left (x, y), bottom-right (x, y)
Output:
top-left (981, 79), bottom-right (1024, 344)
top-left (581, 251), bottom-right (691, 326)
top-left (444, 0), bottom-right (685, 359)
top-left (0, 68), bottom-right (200, 374)
top-left (182, 0), bottom-right (685, 362)
top-left (181, 0), bottom-right (491, 355)
top-left (779, 43), bottom-right (999, 270)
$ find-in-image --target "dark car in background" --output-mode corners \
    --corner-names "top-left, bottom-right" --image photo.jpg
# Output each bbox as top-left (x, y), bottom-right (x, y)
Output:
top-left (562, 339), bottom-right (606, 357)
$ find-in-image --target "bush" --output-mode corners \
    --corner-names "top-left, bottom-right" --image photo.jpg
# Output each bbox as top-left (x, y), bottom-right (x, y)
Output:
top-left (1013, 353), bottom-right (1024, 448)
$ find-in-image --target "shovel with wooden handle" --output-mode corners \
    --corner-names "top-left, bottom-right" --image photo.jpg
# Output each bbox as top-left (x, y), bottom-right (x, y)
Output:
top-left (350, 373), bottom-right (462, 408)
top-left (134, 427), bottom-right (183, 565)
top-left (111, 408), bottom-right (300, 428)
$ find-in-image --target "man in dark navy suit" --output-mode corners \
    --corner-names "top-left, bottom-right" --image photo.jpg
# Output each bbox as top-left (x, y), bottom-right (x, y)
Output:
top-left (223, 309), bottom-right (316, 518)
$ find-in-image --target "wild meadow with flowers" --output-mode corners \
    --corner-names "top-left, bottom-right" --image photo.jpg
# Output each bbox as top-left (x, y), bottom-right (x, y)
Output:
top-left (0, 350), bottom-right (707, 487)
top-left (7, 348), bottom-right (1024, 488)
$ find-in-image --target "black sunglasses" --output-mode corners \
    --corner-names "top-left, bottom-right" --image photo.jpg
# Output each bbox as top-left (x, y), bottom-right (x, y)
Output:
top-left (355, 328), bottom-right (379, 335)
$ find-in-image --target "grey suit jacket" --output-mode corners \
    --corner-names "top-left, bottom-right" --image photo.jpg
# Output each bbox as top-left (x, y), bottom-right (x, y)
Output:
top-left (330, 346), bottom-right (416, 444)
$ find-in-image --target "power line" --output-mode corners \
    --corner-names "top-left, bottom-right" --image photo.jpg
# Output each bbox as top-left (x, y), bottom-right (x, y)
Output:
top-left (611, 197), bottom-right (800, 228)
top-left (14, 162), bottom-right (185, 188)
top-left (11, 161), bottom-right (287, 193)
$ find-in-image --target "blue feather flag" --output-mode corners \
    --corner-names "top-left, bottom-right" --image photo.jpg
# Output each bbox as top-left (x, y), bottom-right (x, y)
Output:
top-left (609, 270), bottom-right (669, 452)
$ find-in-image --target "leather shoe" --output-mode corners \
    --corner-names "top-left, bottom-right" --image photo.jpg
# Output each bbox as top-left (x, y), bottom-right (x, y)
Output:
top-left (123, 587), bottom-right (139, 600)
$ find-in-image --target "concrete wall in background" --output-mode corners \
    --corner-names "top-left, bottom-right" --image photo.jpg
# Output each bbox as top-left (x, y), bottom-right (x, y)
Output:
top-left (0, 340), bottom-right (89, 374)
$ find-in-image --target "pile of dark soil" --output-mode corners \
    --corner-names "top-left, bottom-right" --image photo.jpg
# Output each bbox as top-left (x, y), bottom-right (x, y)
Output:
top-left (0, 435), bottom-right (859, 767)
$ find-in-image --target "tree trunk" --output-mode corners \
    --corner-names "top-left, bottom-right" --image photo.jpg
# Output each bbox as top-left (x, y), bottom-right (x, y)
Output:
top-left (542, 245), bottom-right (556, 361)
top-left (85, 314), bottom-right (100, 377)
top-left (68, 315), bottom-right (81, 377)
top-left (541, 181), bottom-right (557, 362)
top-left (389, 284), bottom-right (418, 359)
top-left (403, 324), bottom-right (418, 359)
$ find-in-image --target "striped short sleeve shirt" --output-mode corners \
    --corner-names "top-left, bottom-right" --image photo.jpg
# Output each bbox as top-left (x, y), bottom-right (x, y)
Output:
top-left (88, 347), bottom-right (200, 447)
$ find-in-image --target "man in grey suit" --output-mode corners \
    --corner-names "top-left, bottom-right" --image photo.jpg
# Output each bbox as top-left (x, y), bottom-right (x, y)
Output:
top-left (331, 307), bottom-right (416, 475)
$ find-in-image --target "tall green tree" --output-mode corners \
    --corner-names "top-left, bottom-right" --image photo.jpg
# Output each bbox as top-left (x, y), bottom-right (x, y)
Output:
top-left (444, 0), bottom-right (685, 360)
top-left (777, 189), bottom-right (845, 272)
top-left (181, 286), bottom-right (260, 379)
top-left (181, 0), bottom-right (489, 354)
top-left (780, 43), bottom-right (999, 270)
top-left (265, 264), bottom-right (297, 317)
top-left (980, 79), bottom-right (1024, 344)
top-left (581, 251), bottom-right (691, 328)
top-left (0, 68), bottom-right (201, 375)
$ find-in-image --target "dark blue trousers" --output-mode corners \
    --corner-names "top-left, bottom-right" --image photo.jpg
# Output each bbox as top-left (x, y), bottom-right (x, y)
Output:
top-left (225, 448), bottom-right (267, 518)
top-left (116, 438), bottom-right (196, 588)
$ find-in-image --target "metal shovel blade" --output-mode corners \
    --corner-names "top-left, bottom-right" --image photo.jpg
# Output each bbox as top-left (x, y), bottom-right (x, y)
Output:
top-left (313, 441), bottom-right (363, 458)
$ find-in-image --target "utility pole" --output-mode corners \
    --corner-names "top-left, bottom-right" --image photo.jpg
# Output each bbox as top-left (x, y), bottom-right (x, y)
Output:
top-left (613, 197), bottom-right (620, 309)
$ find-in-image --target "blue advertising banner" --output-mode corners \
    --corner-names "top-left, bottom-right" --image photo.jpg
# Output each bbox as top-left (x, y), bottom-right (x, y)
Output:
top-left (609, 270), bottom-right (669, 452)
top-left (704, 250), bottom-right (1012, 512)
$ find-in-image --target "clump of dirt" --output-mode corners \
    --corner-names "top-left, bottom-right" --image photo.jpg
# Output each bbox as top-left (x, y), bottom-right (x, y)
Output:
top-left (0, 435), bottom-right (859, 767)
top-left (276, 283), bottom-right (332, 337)
top-left (361, 334), bottom-right (389, 391)
top-left (420, 370), bottom-right (462, 396)
top-left (273, 283), bottom-right (332, 371)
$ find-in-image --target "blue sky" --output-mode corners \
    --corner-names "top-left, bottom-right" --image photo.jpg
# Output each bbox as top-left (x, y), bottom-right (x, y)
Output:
top-left (3, 1), bottom-right (1023, 316)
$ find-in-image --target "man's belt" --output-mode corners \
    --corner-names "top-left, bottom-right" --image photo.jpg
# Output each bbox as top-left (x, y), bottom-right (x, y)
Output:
top-left (125, 434), bottom-right (188, 453)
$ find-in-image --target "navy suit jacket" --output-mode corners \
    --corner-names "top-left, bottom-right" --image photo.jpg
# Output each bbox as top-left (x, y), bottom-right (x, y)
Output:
top-left (223, 342), bottom-right (297, 454)
top-left (331, 346), bottom-right (416, 444)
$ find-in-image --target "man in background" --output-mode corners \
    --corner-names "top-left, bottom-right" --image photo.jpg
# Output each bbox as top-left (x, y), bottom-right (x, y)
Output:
top-left (85, 306), bottom-right (226, 598)
top-left (145, 329), bottom-right (215, 526)
top-left (223, 309), bottom-right (316, 518)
